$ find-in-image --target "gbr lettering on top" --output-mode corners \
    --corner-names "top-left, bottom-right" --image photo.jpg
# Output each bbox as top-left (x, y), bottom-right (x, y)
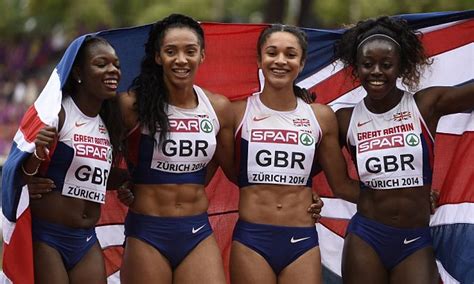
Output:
top-left (247, 128), bottom-right (316, 186)
top-left (351, 107), bottom-right (430, 190)
top-left (62, 132), bottom-right (112, 203)
top-left (152, 117), bottom-right (217, 173)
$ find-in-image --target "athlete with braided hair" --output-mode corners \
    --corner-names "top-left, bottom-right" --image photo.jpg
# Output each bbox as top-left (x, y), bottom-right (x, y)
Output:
top-left (335, 16), bottom-right (474, 283)
top-left (117, 14), bottom-right (325, 283)
top-left (118, 14), bottom-right (233, 283)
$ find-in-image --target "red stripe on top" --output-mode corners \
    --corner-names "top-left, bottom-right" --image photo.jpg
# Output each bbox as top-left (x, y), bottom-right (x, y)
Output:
top-left (311, 19), bottom-right (474, 105)
top-left (19, 105), bottom-right (46, 143)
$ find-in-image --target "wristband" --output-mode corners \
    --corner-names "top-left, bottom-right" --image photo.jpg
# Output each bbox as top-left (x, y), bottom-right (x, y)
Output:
top-left (21, 164), bottom-right (39, 176)
top-left (34, 149), bottom-right (46, 161)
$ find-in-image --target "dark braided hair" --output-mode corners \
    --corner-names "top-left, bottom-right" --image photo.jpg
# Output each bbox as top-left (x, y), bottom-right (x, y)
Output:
top-left (131, 14), bottom-right (204, 145)
top-left (335, 16), bottom-right (432, 92)
top-left (257, 24), bottom-right (315, 101)
top-left (63, 36), bottom-right (125, 166)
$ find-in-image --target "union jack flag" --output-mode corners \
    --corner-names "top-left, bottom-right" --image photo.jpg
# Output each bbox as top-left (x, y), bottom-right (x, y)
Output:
top-left (2, 10), bottom-right (473, 284)
top-left (293, 118), bottom-right (311, 127)
top-left (393, 111), bottom-right (412, 121)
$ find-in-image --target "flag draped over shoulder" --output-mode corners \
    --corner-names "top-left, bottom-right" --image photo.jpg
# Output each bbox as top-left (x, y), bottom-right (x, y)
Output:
top-left (2, 10), bottom-right (473, 284)
top-left (1, 36), bottom-right (88, 284)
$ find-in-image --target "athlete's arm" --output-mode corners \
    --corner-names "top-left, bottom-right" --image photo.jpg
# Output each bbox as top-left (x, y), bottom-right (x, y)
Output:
top-left (415, 83), bottom-right (474, 133)
top-left (206, 90), bottom-right (237, 184)
top-left (22, 126), bottom-right (56, 183)
top-left (313, 104), bottom-right (359, 203)
top-left (24, 106), bottom-right (65, 196)
top-left (118, 91), bottom-right (139, 131)
top-left (106, 167), bottom-right (130, 189)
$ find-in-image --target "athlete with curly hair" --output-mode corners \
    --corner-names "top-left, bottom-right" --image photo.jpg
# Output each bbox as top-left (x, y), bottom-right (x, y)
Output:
top-left (334, 16), bottom-right (474, 283)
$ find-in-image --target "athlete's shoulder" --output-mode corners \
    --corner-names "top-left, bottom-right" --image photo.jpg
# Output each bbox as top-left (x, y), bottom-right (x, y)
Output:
top-left (200, 87), bottom-right (229, 102)
top-left (335, 107), bottom-right (354, 120)
top-left (200, 87), bottom-right (231, 110)
top-left (310, 103), bottom-right (332, 113)
top-left (230, 98), bottom-right (250, 130)
top-left (231, 98), bottom-right (248, 111)
top-left (310, 103), bottom-right (336, 121)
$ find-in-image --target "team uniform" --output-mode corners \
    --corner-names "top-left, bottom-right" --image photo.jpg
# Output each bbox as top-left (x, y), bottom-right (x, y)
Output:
top-left (234, 93), bottom-right (321, 274)
top-left (345, 92), bottom-right (434, 269)
top-left (32, 95), bottom-right (112, 270)
top-left (32, 219), bottom-right (98, 270)
top-left (125, 85), bottom-right (218, 268)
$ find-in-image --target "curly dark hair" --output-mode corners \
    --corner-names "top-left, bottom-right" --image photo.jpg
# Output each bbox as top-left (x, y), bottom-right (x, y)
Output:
top-left (334, 16), bottom-right (432, 91)
top-left (63, 36), bottom-right (125, 165)
top-left (257, 24), bottom-right (313, 100)
top-left (131, 13), bottom-right (204, 145)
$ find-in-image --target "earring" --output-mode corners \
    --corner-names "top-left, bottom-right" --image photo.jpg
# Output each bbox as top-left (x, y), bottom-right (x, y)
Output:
top-left (77, 78), bottom-right (82, 84)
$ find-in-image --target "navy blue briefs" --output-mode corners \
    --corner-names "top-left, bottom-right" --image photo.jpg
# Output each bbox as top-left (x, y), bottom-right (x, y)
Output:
top-left (233, 219), bottom-right (319, 274)
top-left (124, 211), bottom-right (213, 269)
top-left (32, 218), bottom-right (97, 270)
top-left (346, 213), bottom-right (432, 269)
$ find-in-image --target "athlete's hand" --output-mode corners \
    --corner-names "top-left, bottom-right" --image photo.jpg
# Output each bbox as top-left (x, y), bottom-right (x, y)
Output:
top-left (27, 176), bottom-right (55, 199)
top-left (430, 190), bottom-right (439, 214)
top-left (308, 192), bottom-right (324, 223)
top-left (34, 126), bottom-right (57, 160)
top-left (117, 181), bottom-right (134, 206)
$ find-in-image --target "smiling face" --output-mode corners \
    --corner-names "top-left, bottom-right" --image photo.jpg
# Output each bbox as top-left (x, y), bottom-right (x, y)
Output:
top-left (258, 31), bottom-right (304, 90)
top-left (76, 42), bottom-right (121, 101)
top-left (356, 38), bottom-right (401, 101)
top-left (155, 27), bottom-right (204, 89)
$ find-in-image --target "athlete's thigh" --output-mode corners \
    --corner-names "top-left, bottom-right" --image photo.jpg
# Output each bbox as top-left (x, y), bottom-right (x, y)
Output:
top-left (69, 242), bottom-right (106, 284)
top-left (342, 233), bottom-right (388, 284)
top-left (33, 241), bottom-right (68, 284)
top-left (230, 241), bottom-right (277, 284)
top-left (279, 246), bottom-right (322, 284)
top-left (173, 234), bottom-right (226, 284)
top-left (120, 237), bottom-right (172, 284)
top-left (390, 246), bottom-right (438, 284)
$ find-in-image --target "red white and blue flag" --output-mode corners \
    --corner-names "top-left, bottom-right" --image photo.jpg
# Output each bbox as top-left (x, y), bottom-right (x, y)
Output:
top-left (2, 10), bottom-right (473, 283)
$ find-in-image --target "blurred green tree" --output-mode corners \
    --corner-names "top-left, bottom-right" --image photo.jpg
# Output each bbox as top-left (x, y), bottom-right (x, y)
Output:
top-left (0, 0), bottom-right (471, 40)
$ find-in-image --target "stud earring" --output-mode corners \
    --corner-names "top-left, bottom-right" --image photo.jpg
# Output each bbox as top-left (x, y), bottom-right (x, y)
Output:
top-left (77, 78), bottom-right (82, 84)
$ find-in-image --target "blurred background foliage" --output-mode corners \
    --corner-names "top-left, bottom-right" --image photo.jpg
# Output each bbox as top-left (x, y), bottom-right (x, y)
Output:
top-left (1, 0), bottom-right (472, 40)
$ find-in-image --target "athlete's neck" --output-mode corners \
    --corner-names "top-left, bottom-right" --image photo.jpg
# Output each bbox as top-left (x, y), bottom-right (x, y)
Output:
top-left (364, 88), bottom-right (403, 114)
top-left (260, 86), bottom-right (297, 111)
top-left (71, 92), bottom-right (101, 117)
top-left (168, 85), bottom-right (197, 109)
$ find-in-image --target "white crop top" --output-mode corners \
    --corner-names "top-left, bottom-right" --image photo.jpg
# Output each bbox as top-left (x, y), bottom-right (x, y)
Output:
top-left (236, 93), bottom-right (322, 188)
top-left (346, 92), bottom-right (434, 190)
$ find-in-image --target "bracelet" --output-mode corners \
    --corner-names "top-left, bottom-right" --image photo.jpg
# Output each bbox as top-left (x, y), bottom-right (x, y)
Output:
top-left (34, 149), bottom-right (46, 161)
top-left (21, 164), bottom-right (39, 176)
